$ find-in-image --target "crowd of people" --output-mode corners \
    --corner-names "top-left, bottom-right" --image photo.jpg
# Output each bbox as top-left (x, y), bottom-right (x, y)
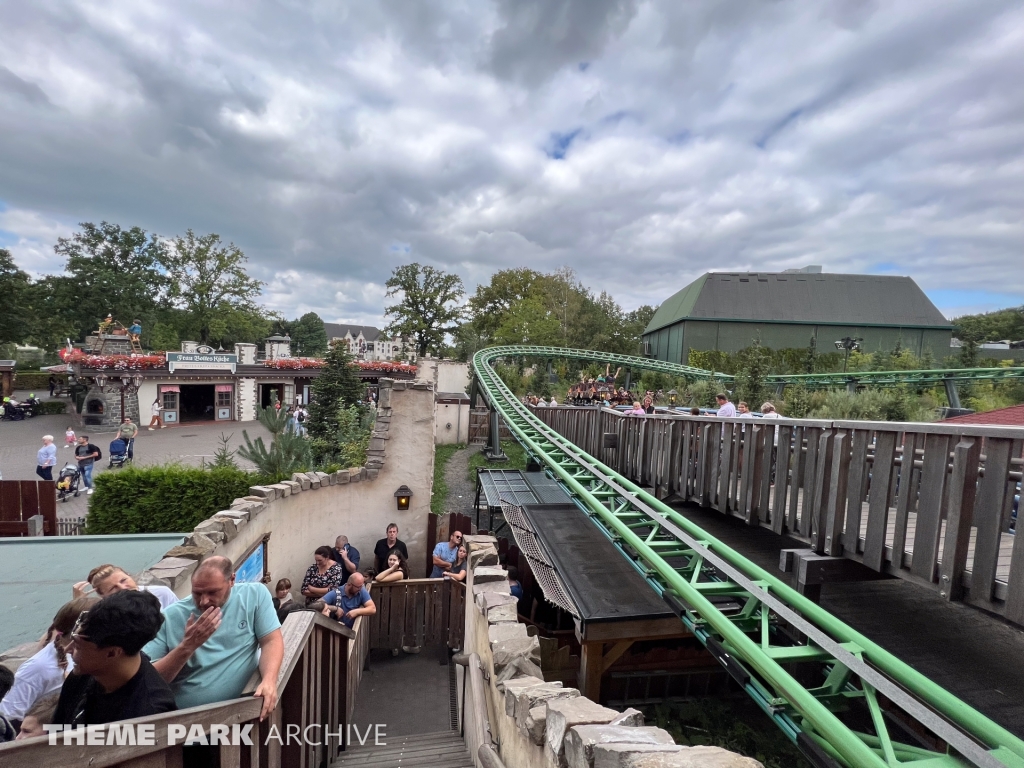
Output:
top-left (0, 518), bottom-right (458, 743)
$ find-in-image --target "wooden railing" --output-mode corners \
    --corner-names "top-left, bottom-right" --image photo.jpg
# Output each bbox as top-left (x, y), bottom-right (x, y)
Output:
top-left (534, 406), bottom-right (1024, 624)
top-left (364, 578), bottom-right (466, 651)
top-left (0, 610), bottom-right (355, 768)
top-left (0, 479), bottom-right (57, 536)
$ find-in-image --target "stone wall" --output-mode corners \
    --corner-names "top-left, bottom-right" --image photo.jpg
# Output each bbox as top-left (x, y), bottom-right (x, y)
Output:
top-left (141, 378), bottom-right (437, 599)
top-left (464, 536), bottom-right (762, 768)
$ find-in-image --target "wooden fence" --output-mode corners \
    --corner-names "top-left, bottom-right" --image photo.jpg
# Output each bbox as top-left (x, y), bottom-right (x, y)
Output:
top-left (365, 578), bottom-right (466, 652)
top-left (0, 610), bottom-right (355, 768)
top-left (0, 479), bottom-right (57, 536)
top-left (533, 406), bottom-right (1024, 625)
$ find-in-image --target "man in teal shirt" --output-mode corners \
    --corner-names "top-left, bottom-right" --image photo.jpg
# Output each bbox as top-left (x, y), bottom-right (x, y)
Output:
top-left (142, 556), bottom-right (283, 720)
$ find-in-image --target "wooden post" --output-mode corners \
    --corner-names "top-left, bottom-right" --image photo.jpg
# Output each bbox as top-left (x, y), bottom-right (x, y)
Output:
top-left (940, 437), bottom-right (983, 602)
top-left (579, 642), bottom-right (604, 702)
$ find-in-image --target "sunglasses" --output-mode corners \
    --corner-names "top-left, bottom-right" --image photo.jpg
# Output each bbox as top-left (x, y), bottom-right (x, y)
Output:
top-left (70, 611), bottom-right (89, 643)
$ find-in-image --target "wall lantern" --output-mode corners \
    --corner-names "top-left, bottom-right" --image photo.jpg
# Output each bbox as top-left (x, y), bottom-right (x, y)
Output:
top-left (394, 485), bottom-right (413, 511)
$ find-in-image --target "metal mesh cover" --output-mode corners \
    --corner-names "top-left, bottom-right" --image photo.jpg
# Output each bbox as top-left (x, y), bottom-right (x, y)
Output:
top-left (500, 499), bottom-right (579, 618)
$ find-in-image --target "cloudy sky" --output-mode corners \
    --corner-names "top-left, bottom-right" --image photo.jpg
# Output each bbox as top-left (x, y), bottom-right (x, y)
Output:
top-left (1, 0), bottom-right (1022, 327)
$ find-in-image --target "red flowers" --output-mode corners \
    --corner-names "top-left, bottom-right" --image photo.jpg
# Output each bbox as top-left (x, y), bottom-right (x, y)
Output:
top-left (262, 357), bottom-right (417, 374)
top-left (60, 349), bottom-right (167, 370)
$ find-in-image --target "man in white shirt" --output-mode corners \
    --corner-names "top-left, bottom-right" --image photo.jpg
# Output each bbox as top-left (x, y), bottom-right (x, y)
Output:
top-left (715, 393), bottom-right (736, 418)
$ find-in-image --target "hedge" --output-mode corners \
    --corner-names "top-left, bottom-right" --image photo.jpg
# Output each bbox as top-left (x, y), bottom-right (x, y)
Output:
top-left (35, 401), bottom-right (68, 415)
top-left (14, 372), bottom-right (67, 391)
top-left (87, 465), bottom-right (260, 534)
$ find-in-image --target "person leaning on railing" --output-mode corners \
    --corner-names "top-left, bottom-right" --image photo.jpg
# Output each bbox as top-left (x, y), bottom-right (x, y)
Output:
top-left (442, 546), bottom-right (468, 583)
top-left (374, 552), bottom-right (409, 583)
top-left (321, 573), bottom-right (376, 629)
top-left (142, 556), bottom-right (283, 722)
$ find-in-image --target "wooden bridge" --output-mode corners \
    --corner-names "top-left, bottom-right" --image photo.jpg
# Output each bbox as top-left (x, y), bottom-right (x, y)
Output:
top-left (532, 406), bottom-right (1024, 626)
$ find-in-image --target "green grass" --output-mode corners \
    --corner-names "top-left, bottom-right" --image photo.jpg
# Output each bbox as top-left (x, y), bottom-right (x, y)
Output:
top-left (431, 443), bottom-right (464, 515)
top-left (466, 440), bottom-right (527, 481)
top-left (641, 698), bottom-right (810, 768)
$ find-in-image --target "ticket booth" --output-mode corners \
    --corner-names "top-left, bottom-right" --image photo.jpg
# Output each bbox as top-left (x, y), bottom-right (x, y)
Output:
top-left (216, 384), bottom-right (234, 421)
top-left (159, 385), bottom-right (180, 425)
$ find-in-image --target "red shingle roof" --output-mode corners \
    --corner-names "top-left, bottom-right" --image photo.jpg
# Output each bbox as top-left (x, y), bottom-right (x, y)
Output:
top-left (942, 404), bottom-right (1024, 426)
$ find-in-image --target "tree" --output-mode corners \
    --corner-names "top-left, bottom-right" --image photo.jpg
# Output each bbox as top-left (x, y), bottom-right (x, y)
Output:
top-left (467, 268), bottom-right (542, 340)
top-left (148, 321), bottom-right (181, 352)
top-left (384, 263), bottom-right (464, 357)
top-left (291, 312), bottom-right (328, 357)
top-left (159, 230), bottom-right (263, 345)
top-left (0, 249), bottom-right (32, 344)
top-left (237, 403), bottom-right (311, 477)
top-left (53, 222), bottom-right (166, 341)
top-left (735, 340), bottom-right (772, 409)
top-left (306, 341), bottom-right (365, 461)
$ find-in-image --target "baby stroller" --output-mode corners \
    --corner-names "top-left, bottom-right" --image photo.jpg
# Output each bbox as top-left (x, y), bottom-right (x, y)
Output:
top-left (108, 437), bottom-right (132, 469)
top-left (56, 463), bottom-right (81, 502)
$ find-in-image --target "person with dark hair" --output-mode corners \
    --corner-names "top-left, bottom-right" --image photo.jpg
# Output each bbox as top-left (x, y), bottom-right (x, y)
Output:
top-left (715, 393), bottom-right (736, 418)
top-left (0, 665), bottom-right (14, 702)
top-left (506, 565), bottom-right (524, 600)
top-left (143, 556), bottom-right (283, 721)
top-left (689, 407), bottom-right (701, 416)
top-left (373, 523), bottom-right (409, 572)
top-left (1, 597), bottom-right (93, 729)
top-left (52, 591), bottom-right (176, 727)
top-left (443, 545), bottom-right (469, 583)
top-left (301, 547), bottom-right (345, 606)
top-left (374, 551), bottom-right (409, 583)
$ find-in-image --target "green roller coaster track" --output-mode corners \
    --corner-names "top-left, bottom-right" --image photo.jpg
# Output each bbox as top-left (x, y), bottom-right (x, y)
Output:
top-left (475, 343), bottom-right (1024, 391)
top-left (472, 345), bottom-right (1024, 768)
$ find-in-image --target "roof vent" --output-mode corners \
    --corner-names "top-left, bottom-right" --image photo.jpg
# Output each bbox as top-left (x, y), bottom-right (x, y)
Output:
top-left (782, 265), bottom-right (823, 274)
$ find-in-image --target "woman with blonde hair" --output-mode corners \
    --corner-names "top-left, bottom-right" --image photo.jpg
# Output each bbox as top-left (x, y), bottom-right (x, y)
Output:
top-left (73, 564), bottom-right (178, 609)
top-left (0, 597), bottom-right (93, 729)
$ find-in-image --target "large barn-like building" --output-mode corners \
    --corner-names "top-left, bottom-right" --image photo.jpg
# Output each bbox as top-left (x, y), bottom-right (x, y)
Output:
top-left (642, 270), bottom-right (952, 363)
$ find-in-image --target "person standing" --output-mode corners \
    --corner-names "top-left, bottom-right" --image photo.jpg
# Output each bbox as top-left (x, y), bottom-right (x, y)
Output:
top-left (715, 393), bottom-right (736, 418)
top-left (373, 523), bottom-right (409, 572)
top-left (148, 399), bottom-right (164, 430)
top-left (75, 435), bottom-right (100, 495)
top-left (118, 417), bottom-right (139, 459)
top-left (36, 435), bottom-right (57, 481)
top-left (430, 529), bottom-right (463, 577)
top-left (331, 535), bottom-right (360, 584)
top-left (48, 375), bottom-right (57, 397)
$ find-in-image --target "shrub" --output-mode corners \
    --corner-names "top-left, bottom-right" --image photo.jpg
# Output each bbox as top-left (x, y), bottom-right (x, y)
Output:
top-left (87, 465), bottom-right (257, 534)
top-left (13, 372), bottom-right (66, 391)
top-left (36, 400), bottom-right (68, 415)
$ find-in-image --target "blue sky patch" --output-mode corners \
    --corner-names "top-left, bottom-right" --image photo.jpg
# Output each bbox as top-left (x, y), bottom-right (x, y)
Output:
top-left (546, 128), bottom-right (582, 160)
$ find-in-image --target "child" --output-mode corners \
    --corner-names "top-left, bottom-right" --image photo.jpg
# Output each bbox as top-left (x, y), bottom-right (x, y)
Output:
top-left (64, 426), bottom-right (76, 449)
top-left (274, 578), bottom-right (293, 609)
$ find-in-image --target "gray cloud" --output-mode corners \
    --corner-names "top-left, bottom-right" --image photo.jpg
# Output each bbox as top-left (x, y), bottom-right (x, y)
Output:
top-left (0, 0), bottom-right (1021, 326)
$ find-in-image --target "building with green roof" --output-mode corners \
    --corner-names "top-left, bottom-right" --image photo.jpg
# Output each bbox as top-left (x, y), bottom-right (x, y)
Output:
top-left (642, 270), bottom-right (953, 363)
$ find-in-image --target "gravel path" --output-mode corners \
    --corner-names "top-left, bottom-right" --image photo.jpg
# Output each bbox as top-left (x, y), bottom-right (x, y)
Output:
top-left (443, 445), bottom-right (481, 518)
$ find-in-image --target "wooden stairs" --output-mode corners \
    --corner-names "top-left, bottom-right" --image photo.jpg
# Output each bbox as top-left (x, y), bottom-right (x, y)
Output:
top-left (333, 730), bottom-right (472, 768)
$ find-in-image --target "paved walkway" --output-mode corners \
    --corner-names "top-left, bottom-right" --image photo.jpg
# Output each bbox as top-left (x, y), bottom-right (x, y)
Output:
top-left (0, 391), bottom-right (271, 519)
top-left (442, 445), bottom-right (481, 518)
top-left (673, 503), bottom-right (1024, 738)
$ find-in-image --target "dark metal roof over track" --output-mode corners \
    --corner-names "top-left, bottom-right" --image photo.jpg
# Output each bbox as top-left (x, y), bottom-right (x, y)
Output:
top-left (644, 272), bottom-right (951, 334)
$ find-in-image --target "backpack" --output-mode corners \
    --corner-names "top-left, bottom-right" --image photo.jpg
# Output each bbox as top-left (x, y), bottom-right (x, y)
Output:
top-left (93, 443), bottom-right (102, 460)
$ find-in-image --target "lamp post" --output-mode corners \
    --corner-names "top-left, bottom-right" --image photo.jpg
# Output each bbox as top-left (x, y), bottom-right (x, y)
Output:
top-left (834, 337), bottom-right (862, 373)
top-left (94, 371), bottom-right (144, 421)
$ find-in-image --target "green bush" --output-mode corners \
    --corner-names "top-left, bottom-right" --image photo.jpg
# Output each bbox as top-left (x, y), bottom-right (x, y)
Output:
top-left (87, 465), bottom-right (259, 534)
top-left (36, 400), bottom-right (68, 415)
top-left (14, 372), bottom-right (66, 391)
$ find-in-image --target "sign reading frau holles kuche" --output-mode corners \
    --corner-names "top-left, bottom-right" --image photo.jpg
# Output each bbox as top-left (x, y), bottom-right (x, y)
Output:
top-left (166, 346), bottom-right (238, 374)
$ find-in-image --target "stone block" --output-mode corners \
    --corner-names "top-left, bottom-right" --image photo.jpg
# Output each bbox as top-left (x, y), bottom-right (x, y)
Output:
top-left (348, 467), bottom-right (362, 483)
top-left (336, 470), bottom-right (350, 484)
top-left (489, 622), bottom-right (529, 645)
top-left (592, 744), bottom-right (683, 768)
top-left (368, 437), bottom-right (386, 452)
top-left (315, 471), bottom-right (331, 486)
top-left (497, 656), bottom-right (545, 686)
top-left (249, 485), bottom-right (276, 499)
top-left (366, 469), bottom-right (379, 480)
top-left (516, 685), bottom-right (579, 728)
top-left (191, 530), bottom-right (226, 547)
top-left (148, 557), bottom-right (199, 590)
top-left (211, 515), bottom-right (245, 541)
top-left (466, 534), bottom-right (498, 548)
top-left (609, 709), bottom-right (645, 727)
top-left (325, 471), bottom-right (337, 486)
top-left (270, 482), bottom-right (292, 497)
top-left (476, 592), bottom-right (518, 623)
top-left (378, 387), bottom-right (391, 408)
top-left (469, 546), bottom-right (499, 568)
top-left (566, 726), bottom-right (674, 768)
top-left (473, 580), bottom-right (511, 598)
top-left (473, 565), bottom-right (508, 584)
top-left (161, 545), bottom-right (209, 560)
top-left (194, 519), bottom-right (226, 536)
top-left (217, 508), bottom-right (250, 523)
top-left (291, 473), bottom-right (311, 490)
top-left (392, 381), bottom-right (408, 390)
top-left (492, 636), bottom-right (541, 677)
top-left (502, 676), bottom-right (548, 715)
top-left (546, 698), bottom-right (621, 767)
top-left (523, 705), bottom-right (548, 745)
